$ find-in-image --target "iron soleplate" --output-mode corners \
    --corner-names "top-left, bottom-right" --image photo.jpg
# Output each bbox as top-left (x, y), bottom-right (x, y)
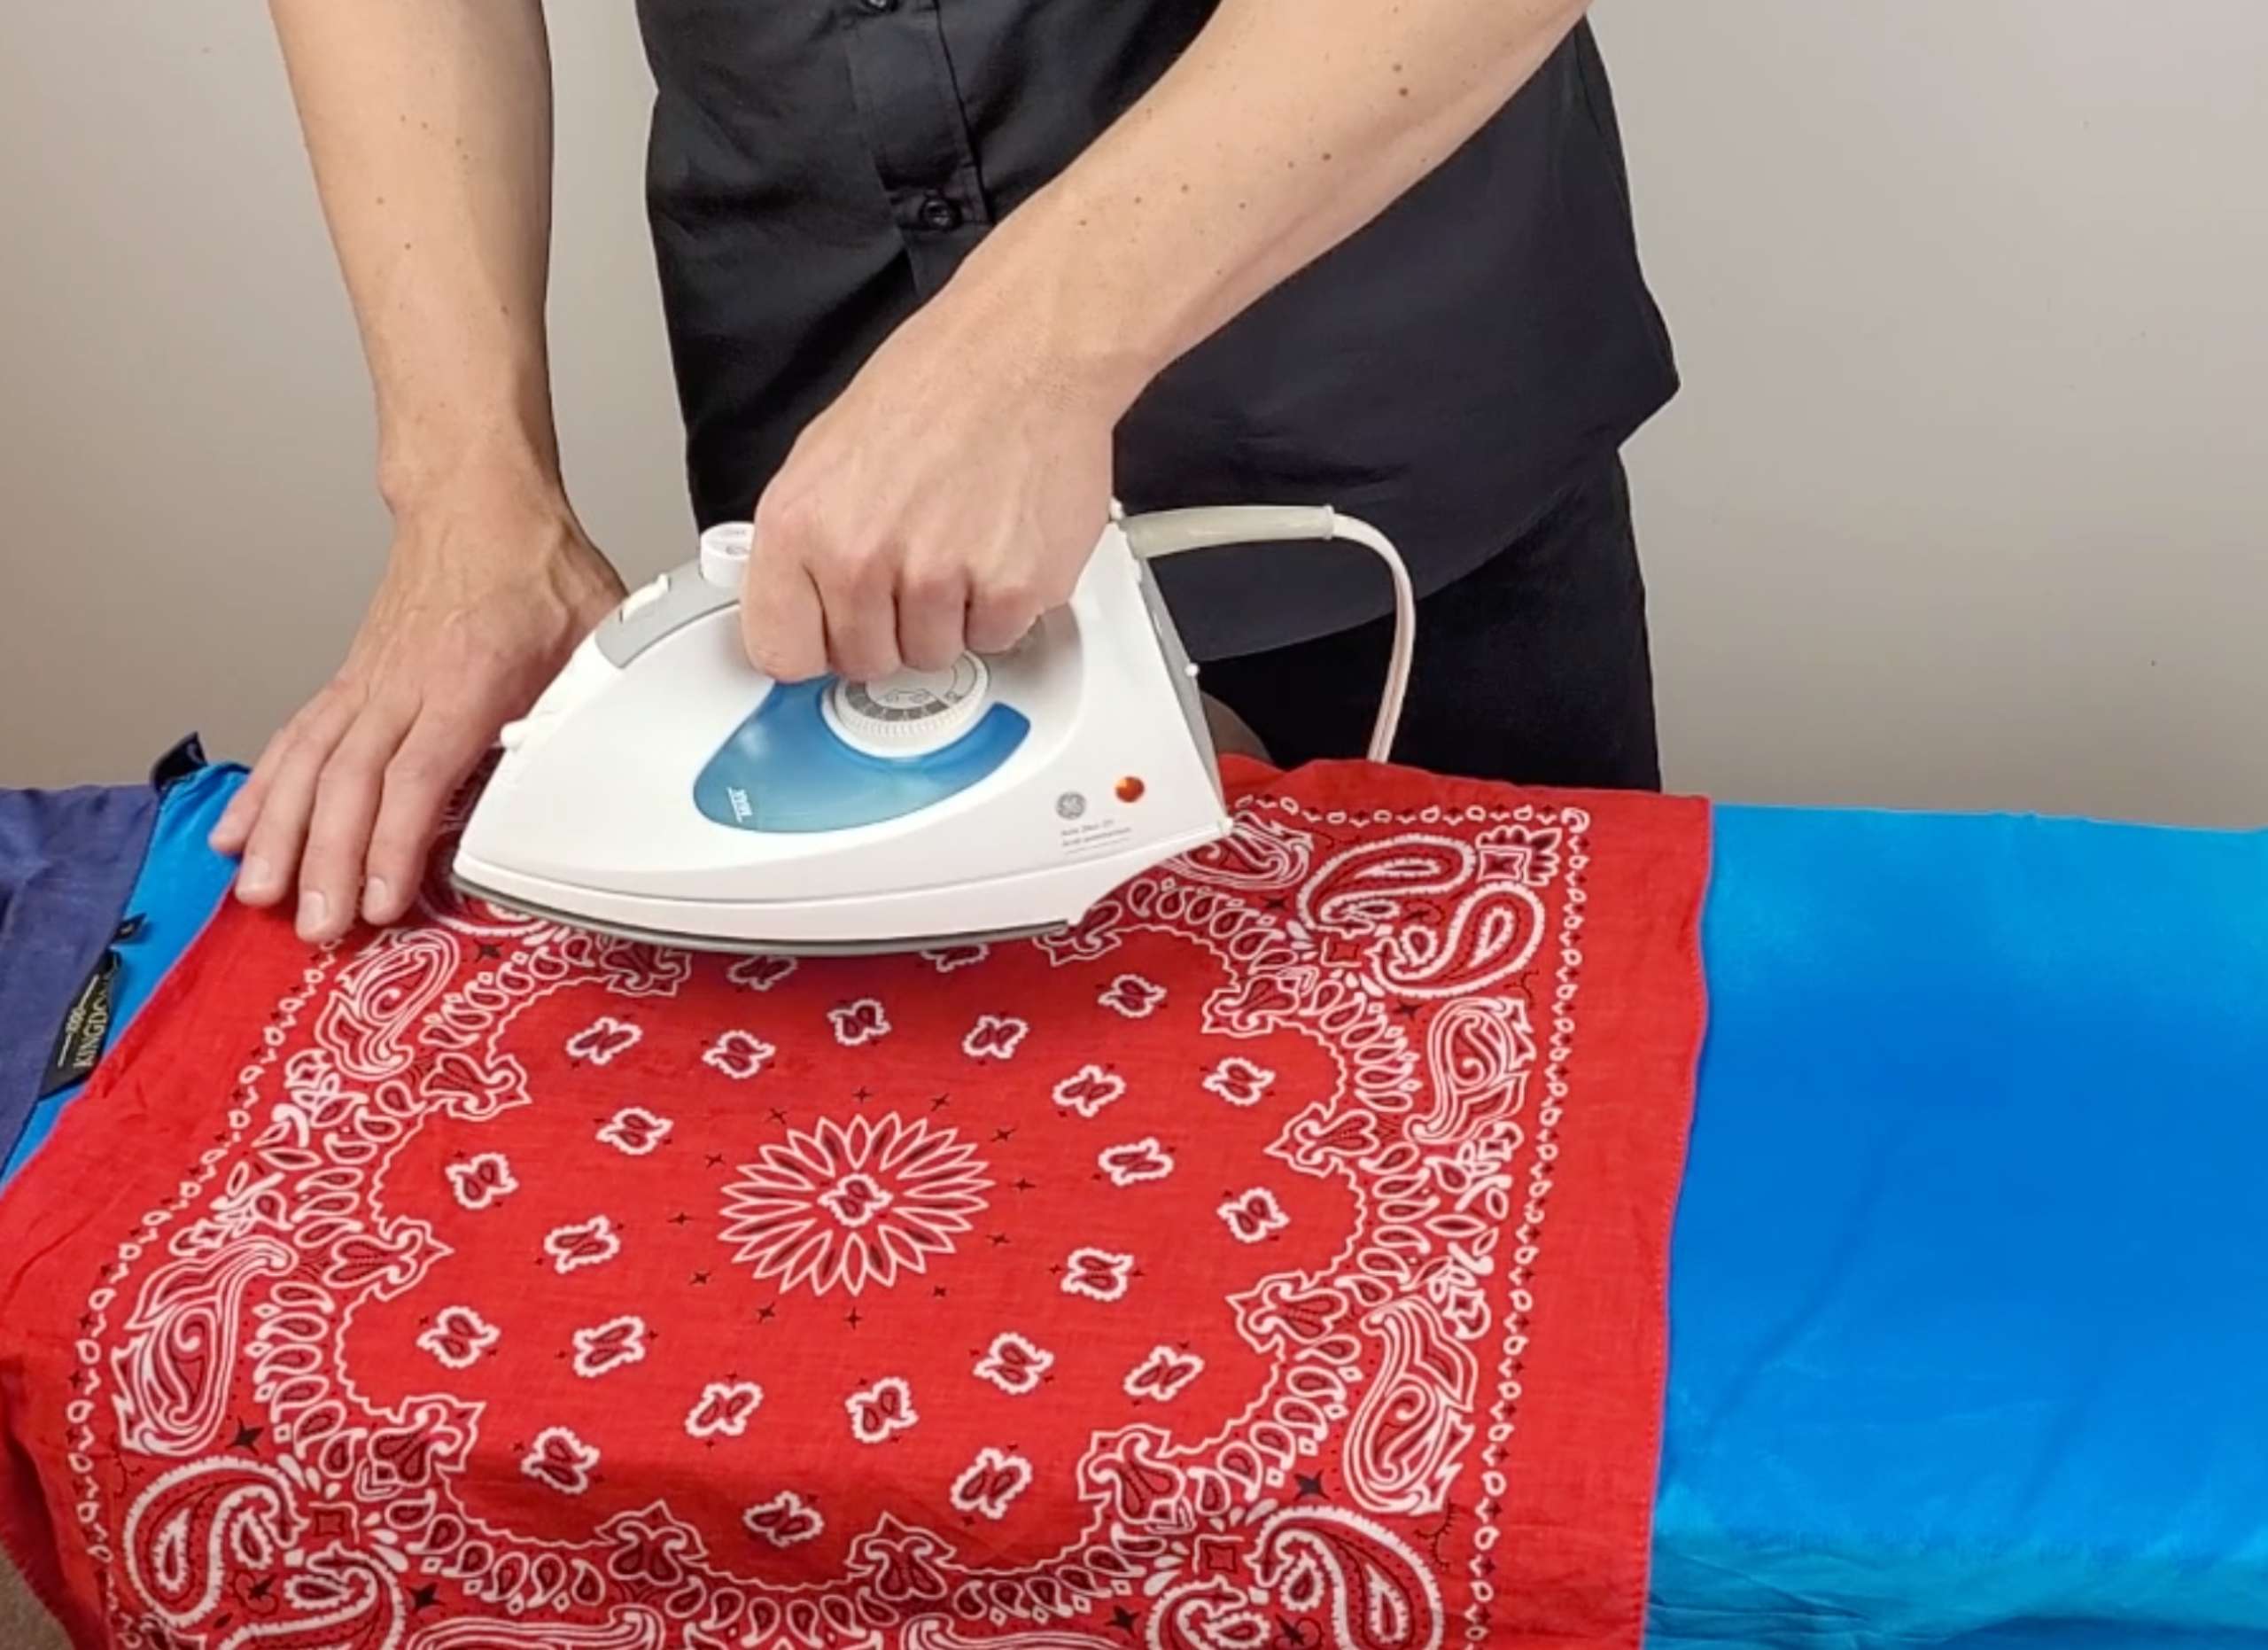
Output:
top-left (447, 873), bottom-right (1069, 958)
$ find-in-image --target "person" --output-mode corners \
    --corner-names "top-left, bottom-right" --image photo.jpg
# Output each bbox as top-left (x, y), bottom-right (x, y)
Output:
top-left (215, 0), bottom-right (1676, 944)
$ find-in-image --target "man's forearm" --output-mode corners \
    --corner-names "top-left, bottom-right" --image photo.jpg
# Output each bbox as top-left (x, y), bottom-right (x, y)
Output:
top-left (269, 0), bottom-right (563, 513)
top-left (951, 0), bottom-right (1591, 408)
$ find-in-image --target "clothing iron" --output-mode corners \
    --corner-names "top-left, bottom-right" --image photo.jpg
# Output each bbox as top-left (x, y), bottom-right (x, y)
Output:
top-left (452, 503), bottom-right (1411, 954)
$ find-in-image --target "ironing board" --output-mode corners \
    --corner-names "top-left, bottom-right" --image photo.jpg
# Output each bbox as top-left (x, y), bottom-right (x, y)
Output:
top-left (1658, 806), bottom-right (2268, 1648)
top-left (4, 753), bottom-right (2266, 1646)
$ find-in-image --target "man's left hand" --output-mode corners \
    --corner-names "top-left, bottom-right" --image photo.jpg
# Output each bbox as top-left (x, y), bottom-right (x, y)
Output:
top-left (742, 292), bottom-right (1124, 682)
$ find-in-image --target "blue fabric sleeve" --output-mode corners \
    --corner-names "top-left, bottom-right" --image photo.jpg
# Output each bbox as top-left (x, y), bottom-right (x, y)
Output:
top-left (1651, 806), bottom-right (2268, 1648)
top-left (0, 782), bottom-right (157, 1171)
top-left (0, 756), bottom-right (245, 1186)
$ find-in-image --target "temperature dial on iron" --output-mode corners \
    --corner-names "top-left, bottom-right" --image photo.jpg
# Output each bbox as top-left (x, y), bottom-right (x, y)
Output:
top-left (823, 656), bottom-right (992, 759)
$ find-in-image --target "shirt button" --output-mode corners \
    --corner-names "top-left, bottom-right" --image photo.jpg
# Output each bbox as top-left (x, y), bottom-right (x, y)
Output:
top-left (858, 0), bottom-right (898, 12)
top-left (917, 192), bottom-right (962, 232)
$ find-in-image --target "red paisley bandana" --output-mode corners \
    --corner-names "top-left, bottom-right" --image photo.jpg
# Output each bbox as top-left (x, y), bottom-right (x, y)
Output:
top-left (0, 761), bottom-right (1707, 1650)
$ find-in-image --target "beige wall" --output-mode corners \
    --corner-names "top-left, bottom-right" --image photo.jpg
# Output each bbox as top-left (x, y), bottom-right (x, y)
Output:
top-left (3, 1), bottom-right (2264, 823)
top-left (1602, 2), bottom-right (2268, 824)
top-left (0, 1), bottom-right (684, 790)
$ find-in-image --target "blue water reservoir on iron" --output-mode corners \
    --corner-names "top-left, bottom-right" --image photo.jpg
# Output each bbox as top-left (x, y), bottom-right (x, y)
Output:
top-left (692, 679), bottom-right (1029, 835)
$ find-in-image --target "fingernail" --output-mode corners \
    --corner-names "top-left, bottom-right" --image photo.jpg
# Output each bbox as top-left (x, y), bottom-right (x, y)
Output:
top-left (297, 890), bottom-right (329, 938)
top-left (362, 876), bottom-right (391, 922)
top-left (237, 855), bottom-right (273, 899)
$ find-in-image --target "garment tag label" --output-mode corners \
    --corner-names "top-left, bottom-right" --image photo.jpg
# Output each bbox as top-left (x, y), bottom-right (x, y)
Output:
top-left (37, 949), bottom-right (121, 1099)
top-left (150, 732), bottom-right (208, 792)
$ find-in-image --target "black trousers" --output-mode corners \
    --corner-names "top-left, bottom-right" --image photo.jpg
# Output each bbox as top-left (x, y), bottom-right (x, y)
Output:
top-left (1200, 455), bottom-right (1661, 791)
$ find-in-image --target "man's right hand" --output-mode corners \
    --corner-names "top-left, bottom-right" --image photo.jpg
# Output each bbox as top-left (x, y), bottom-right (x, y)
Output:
top-left (210, 485), bottom-right (625, 945)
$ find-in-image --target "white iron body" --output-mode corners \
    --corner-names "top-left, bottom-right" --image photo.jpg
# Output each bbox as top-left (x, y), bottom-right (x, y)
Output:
top-left (452, 518), bottom-right (1232, 953)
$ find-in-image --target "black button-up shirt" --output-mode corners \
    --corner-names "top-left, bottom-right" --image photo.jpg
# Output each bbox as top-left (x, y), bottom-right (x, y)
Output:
top-left (635, 3), bottom-right (1676, 659)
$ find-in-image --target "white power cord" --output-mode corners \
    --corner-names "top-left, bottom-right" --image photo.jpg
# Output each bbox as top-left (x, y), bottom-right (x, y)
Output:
top-left (1120, 505), bottom-right (1415, 764)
